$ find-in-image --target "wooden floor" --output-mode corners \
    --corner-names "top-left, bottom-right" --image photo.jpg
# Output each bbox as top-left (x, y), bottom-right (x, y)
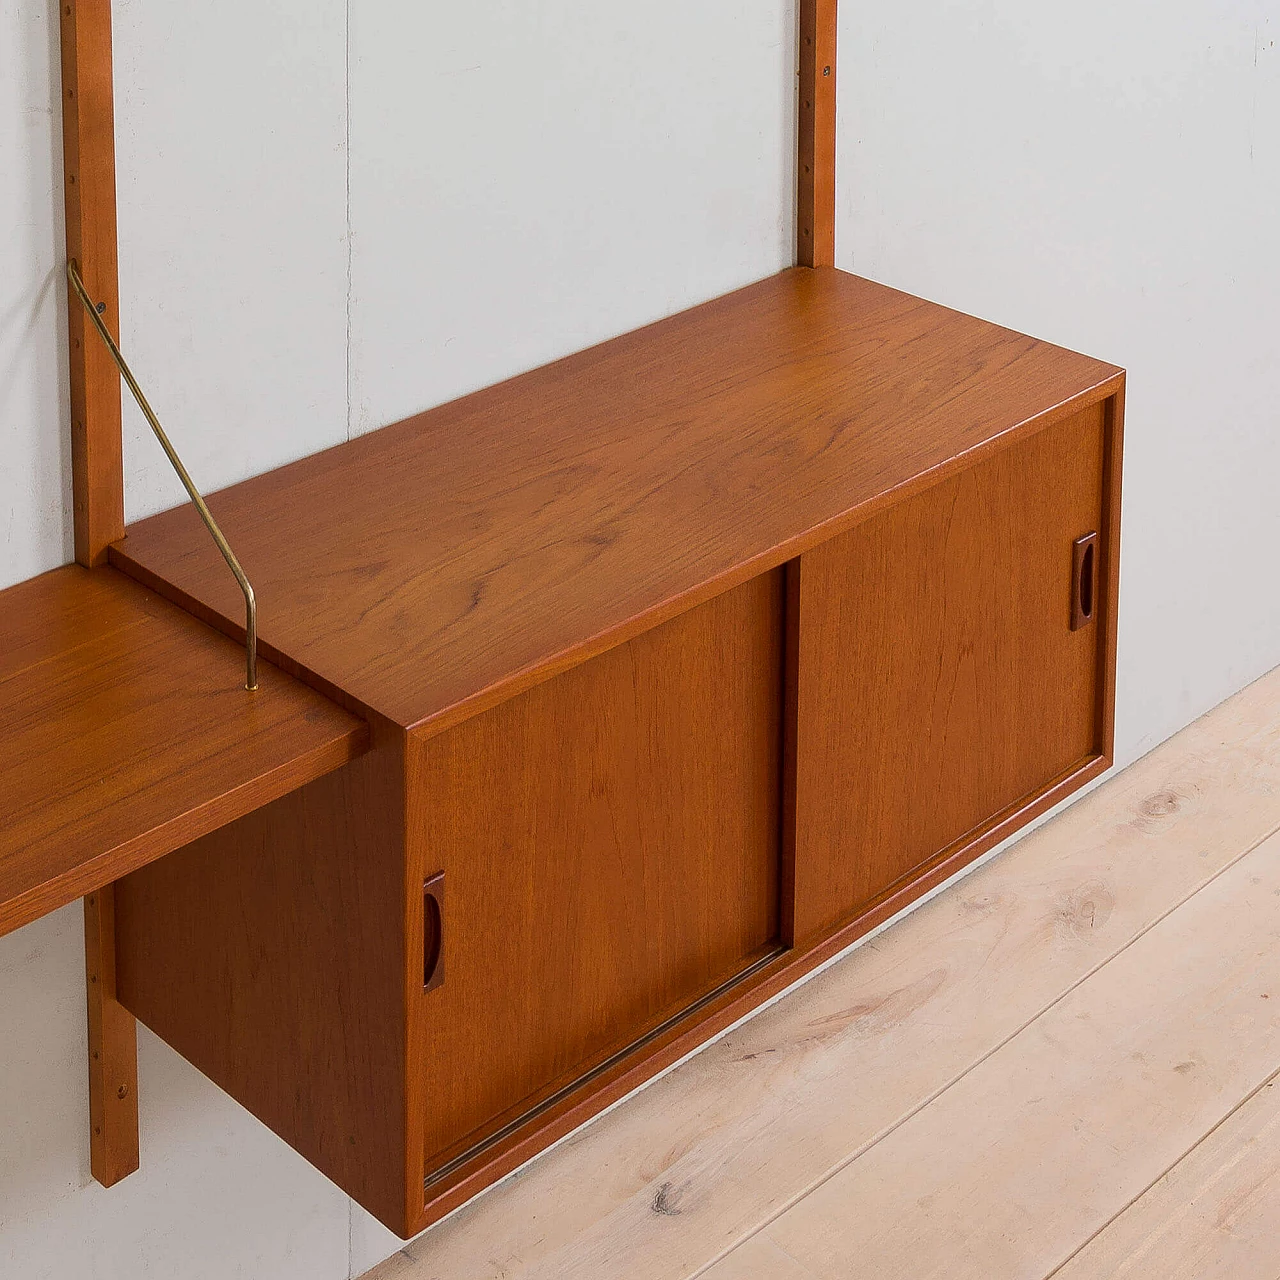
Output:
top-left (366, 665), bottom-right (1280, 1280)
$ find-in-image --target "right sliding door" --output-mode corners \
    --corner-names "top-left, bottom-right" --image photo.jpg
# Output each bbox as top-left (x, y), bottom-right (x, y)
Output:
top-left (791, 401), bottom-right (1113, 942)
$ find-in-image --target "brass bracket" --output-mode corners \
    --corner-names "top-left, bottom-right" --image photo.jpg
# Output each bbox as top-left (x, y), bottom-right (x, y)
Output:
top-left (67, 261), bottom-right (260, 691)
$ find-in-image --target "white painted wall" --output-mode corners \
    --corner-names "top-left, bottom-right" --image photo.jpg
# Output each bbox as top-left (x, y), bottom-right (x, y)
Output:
top-left (347, 0), bottom-right (795, 435)
top-left (839, 0), bottom-right (1280, 765)
top-left (3, 0), bottom-right (73, 583)
top-left (111, 0), bottom-right (351, 525)
top-left (1, 0), bottom-right (794, 1275)
top-left (4, 0), bottom-right (1279, 1274)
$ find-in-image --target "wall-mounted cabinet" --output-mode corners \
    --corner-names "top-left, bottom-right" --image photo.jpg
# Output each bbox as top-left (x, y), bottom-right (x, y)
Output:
top-left (101, 267), bottom-right (1123, 1236)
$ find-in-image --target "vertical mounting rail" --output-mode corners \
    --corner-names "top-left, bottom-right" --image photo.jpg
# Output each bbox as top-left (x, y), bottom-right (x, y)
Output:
top-left (59, 0), bottom-right (139, 1188)
top-left (798, 0), bottom-right (837, 267)
top-left (84, 887), bottom-right (140, 1186)
top-left (60, 0), bottom-right (125, 567)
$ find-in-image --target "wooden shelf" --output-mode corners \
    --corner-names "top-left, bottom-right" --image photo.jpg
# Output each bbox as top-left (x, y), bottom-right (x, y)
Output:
top-left (112, 267), bottom-right (1123, 734)
top-left (0, 564), bottom-right (368, 938)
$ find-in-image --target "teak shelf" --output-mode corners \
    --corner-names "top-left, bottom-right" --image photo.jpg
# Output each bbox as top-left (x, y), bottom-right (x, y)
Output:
top-left (1, 0), bottom-right (1126, 1244)
top-left (102, 268), bottom-right (1122, 1234)
top-left (0, 564), bottom-right (366, 939)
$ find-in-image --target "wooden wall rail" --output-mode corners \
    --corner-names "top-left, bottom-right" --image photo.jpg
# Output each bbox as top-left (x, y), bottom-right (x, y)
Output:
top-left (798, 0), bottom-right (837, 266)
top-left (57, 0), bottom-right (133, 1190)
top-left (84, 887), bottom-right (138, 1185)
top-left (60, 0), bottom-right (124, 567)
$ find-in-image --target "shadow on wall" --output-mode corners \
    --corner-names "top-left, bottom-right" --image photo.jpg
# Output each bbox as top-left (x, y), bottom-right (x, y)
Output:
top-left (0, 904), bottom-right (355, 1276)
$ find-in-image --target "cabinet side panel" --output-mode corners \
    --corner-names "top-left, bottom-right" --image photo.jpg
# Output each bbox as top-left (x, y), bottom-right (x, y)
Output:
top-left (1098, 386), bottom-right (1125, 764)
top-left (408, 572), bottom-right (784, 1178)
top-left (115, 723), bottom-right (410, 1232)
top-left (794, 402), bottom-right (1108, 940)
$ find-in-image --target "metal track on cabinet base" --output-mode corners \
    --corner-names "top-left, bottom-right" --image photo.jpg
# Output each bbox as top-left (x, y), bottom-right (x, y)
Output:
top-left (424, 943), bottom-right (787, 1193)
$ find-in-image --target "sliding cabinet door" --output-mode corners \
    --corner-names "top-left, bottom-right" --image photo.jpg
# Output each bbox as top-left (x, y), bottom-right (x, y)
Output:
top-left (791, 402), bottom-right (1112, 941)
top-left (409, 571), bottom-right (784, 1184)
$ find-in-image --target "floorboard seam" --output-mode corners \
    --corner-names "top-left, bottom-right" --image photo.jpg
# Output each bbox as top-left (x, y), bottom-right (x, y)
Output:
top-left (1040, 1061), bottom-right (1280, 1278)
top-left (685, 815), bottom-right (1280, 1280)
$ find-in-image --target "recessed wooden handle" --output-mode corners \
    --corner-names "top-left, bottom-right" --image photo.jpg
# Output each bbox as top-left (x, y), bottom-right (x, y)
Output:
top-left (423, 872), bottom-right (444, 992)
top-left (1071, 531), bottom-right (1098, 631)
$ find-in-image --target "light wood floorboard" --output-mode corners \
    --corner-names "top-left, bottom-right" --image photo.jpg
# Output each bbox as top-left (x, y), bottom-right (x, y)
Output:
top-left (711, 826), bottom-right (1280, 1278)
top-left (365, 665), bottom-right (1280, 1280)
top-left (1053, 1068), bottom-right (1280, 1279)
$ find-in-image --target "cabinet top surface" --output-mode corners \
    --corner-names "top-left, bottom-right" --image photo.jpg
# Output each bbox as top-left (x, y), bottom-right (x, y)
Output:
top-left (0, 564), bottom-right (367, 938)
top-left (113, 267), bottom-right (1123, 732)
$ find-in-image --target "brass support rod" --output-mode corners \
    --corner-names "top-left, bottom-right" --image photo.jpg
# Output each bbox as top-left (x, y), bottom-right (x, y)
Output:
top-left (67, 260), bottom-right (259, 691)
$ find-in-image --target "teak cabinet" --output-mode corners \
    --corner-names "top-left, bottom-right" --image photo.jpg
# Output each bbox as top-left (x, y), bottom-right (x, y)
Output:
top-left (103, 268), bottom-right (1124, 1236)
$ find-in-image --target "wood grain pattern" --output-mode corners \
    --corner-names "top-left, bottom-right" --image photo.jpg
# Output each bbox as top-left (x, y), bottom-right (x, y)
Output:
top-left (728, 828), bottom-right (1280, 1280)
top-left (59, 0), bottom-right (124, 567)
top-left (111, 268), bottom-right (1122, 734)
top-left (361, 661), bottom-right (1280, 1280)
top-left (791, 402), bottom-right (1109, 941)
top-left (406, 574), bottom-right (783, 1218)
top-left (84, 883), bottom-right (138, 1186)
top-left (1055, 1071), bottom-right (1280, 1279)
top-left (798, 0), bottom-right (837, 267)
top-left (115, 722), bottom-right (411, 1231)
top-left (0, 564), bottom-right (368, 939)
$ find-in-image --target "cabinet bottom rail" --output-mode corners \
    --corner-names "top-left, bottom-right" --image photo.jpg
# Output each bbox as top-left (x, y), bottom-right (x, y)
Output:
top-left (423, 942), bottom-right (788, 1193)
